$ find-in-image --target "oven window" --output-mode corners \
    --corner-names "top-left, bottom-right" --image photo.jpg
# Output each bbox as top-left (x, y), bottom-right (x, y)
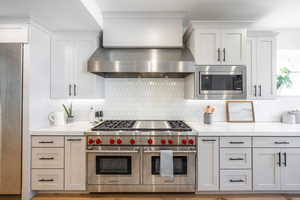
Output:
top-left (200, 74), bottom-right (243, 91)
top-left (96, 156), bottom-right (132, 175)
top-left (151, 156), bottom-right (187, 175)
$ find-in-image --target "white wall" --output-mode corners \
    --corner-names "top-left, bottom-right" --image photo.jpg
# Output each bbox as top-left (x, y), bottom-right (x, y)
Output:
top-left (29, 24), bottom-right (54, 129)
top-left (278, 29), bottom-right (300, 50)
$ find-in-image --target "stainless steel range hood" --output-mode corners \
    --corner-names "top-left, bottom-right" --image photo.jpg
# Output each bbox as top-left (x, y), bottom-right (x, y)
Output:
top-left (87, 47), bottom-right (196, 78)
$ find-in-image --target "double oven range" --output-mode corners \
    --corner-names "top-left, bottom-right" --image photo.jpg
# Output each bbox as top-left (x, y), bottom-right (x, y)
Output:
top-left (85, 120), bottom-right (197, 193)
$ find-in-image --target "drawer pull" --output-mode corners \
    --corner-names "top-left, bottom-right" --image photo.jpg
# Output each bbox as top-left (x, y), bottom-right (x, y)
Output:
top-left (39, 157), bottom-right (54, 160)
top-left (108, 180), bottom-right (120, 183)
top-left (38, 141), bottom-right (54, 144)
top-left (229, 158), bottom-right (244, 161)
top-left (67, 138), bottom-right (82, 142)
top-left (38, 179), bottom-right (54, 182)
top-left (274, 141), bottom-right (290, 145)
top-left (202, 139), bottom-right (217, 142)
top-left (229, 179), bottom-right (244, 183)
top-left (229, 142), bottom-right (244, 144)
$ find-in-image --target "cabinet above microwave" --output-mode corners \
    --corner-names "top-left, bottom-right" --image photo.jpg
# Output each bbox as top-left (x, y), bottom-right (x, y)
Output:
top-left (184, 66), bottom-right (247, 100)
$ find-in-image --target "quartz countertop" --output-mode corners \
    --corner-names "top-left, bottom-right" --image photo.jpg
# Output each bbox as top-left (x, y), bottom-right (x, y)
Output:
top-left (31, 121), bottom-right (300, 137)
top-left (187, 122), bottom-right (300, 136)
top-left (30, 121), bottom-right (93, 135)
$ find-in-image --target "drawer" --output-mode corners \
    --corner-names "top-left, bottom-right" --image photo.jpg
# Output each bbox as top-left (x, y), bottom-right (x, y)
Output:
top-left (220, 170), bottom-right (252, 191)
top-left (220, 137), bottom-right (251, 148)
top-left (32, 169), bottom-right (64, 191)
top-left (220, 148), bottom-right (251, 169)
top-left (253, 137), bottom-right (300, 148)
top-left (32, 136), bottom-right (64, 147)
top-left (32, 148), bottom-right (64, 169)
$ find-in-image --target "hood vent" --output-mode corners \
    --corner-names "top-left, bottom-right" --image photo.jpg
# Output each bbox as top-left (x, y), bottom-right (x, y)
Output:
top-left (88, 40), bottom-right (195, 78)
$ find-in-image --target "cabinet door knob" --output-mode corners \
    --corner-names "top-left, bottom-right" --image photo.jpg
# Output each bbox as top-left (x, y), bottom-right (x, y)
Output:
top-left (223, 48), bottom-right (226, 62)
top-left (217, 48), bottom-right (221, 62)
top-left (254, 85), bottom-right (257, 97)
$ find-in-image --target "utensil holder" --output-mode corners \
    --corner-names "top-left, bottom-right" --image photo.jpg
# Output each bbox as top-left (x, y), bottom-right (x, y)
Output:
top-left (204, 113), bottom-right (214, 124)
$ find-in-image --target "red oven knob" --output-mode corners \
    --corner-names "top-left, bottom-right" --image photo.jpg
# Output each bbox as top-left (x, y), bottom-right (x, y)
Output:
top-left (168, 139), bottom-right (173, 144)
top-left (117, 139), bottom-right (122, 144)
top-left (130, 139), bottom-right (136, 145)
top-left (161, 139), bottom-right (166, 145)
top-left (181, 139), bottom-right (187, 145)
top-left (88, 139), bottom-right (94, 145)
top-left (147, 139), bottom-right (153, 145)
top-left (109, 139), bottom-right (115, 144)
top-left (95, 139), bottom-right (102, 144)
top-left (188, 139), bottom-right (195, 145)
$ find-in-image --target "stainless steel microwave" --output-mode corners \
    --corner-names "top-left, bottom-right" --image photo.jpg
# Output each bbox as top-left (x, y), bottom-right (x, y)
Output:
top-left (184, 66), bottom-right (247, 100)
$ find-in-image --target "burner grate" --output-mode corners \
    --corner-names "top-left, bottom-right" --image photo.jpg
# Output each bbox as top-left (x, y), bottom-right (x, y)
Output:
top-left (92, 120), bottom-right (136, 131)
top-left (168, 120), bottom-right (192, 131)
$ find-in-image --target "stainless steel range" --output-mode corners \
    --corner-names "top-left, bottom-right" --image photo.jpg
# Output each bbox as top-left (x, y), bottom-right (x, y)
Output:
top-left (85, 120), bottom-right (197, 193)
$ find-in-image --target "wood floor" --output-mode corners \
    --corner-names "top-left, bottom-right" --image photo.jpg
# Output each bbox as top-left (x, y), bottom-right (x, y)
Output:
top-left (32, 194), bottom-right (300, 200)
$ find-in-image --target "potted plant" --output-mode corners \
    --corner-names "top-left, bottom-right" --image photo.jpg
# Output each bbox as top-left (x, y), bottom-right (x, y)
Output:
top-left (277, 67), bottom-right (293, 94)
top-left (63, 103), bottom-right (74, 123)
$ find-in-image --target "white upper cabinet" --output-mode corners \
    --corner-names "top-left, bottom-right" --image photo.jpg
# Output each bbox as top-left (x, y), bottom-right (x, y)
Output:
top-left (51, 32), bottom-right (104, 99)
top-left (247, 31), bottom-right (277, 99)
top-left (186, 25), bottom-right (247, 65)
top-left (221, 29), bottom-right (246, 65)
top-left (191, 29), bottom-right (220, 65)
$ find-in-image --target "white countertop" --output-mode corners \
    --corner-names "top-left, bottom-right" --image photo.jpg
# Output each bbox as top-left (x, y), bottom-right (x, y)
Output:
top-left (188, 122), bottom-right (300, 136)
top-left (31, 121), bottom-right (300, 136)
top-left (31, 121), bottom-right (93, 135)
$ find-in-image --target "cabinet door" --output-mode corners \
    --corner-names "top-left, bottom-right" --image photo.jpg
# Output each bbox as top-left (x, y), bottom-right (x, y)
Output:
top-left (65, 136), bottom-right (86, 190)
top-left (51, 39), bottom-right (74, 98)
top-left (197, 137), bottom-right (219, 191)
top-left (255, 37), bottom-right (276, 98)
top-left (246, 38), bottom-right (256, 98)
top-left (194, 29), bottom-right (220, 65)
top-left (281, 148), bottom-right (300, 190)
top-left (221, 29), bottom-right (246, 65)
top-left (253, 148), bottom-right (281, 191)
top-left (73, 39), bottom-right (104, 98)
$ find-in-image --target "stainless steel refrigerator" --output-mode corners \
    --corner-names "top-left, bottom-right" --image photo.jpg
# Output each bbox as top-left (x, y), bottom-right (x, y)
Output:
top-left (0, 44), bottom-right (22, 194)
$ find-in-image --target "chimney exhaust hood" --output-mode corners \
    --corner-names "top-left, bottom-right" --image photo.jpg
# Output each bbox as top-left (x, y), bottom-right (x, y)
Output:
top-left (87, 47), bottom-right (196, 78)
top-left (87, 14), bottom-right (195, 78)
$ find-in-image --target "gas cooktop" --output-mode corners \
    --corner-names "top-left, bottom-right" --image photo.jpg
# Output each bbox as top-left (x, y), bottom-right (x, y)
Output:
top-left (91, 120), bottom-right (192, 132)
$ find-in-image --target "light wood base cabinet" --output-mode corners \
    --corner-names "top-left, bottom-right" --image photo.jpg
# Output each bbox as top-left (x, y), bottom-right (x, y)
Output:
top-left (31, 135), bottom-right (86, 191)
top-left (65, 136), bottom-right (86, 191)
top-left (253, 147), bottom-right (300, 191)
top-left (197, 137), bottom-right (219, 191)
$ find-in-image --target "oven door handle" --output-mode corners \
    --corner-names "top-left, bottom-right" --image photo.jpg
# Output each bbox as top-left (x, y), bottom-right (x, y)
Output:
top-left (86, 150), bottom-right (139, 153)
top-left (143, 150), bottom-right (197, 153)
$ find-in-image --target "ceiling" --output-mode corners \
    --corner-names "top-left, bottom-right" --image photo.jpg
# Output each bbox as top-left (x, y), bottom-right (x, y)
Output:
top-left (95, 0), bottom-right (300, 29)
top-left (1, 0), bottom-right (300, 31)
top-left (0, 0), bottom-right (101, 31)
